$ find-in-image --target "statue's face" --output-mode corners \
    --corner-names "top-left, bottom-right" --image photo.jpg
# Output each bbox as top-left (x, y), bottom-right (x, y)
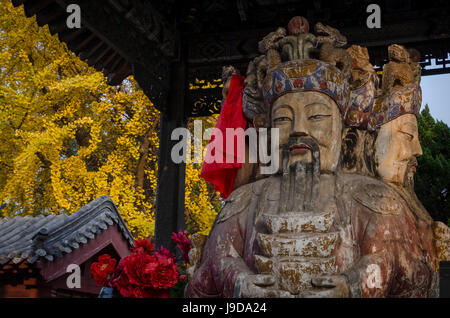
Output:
top-left (271, 91), bottom-right (343, 172)
top-left (375, 114), bottom-right (422, 186)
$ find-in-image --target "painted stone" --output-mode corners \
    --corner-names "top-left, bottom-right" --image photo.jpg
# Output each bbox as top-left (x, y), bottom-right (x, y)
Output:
top-left (262, 211), bottom-right (335, 234)
top-left (255, 255), bottom-right (336, 294)
top-left (185, 16), bottom-right (445, 298)
top-left (257, 232), bottom-right (338, 258)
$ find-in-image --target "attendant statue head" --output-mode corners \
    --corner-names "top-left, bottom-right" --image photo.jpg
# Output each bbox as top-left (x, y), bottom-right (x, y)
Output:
top-left (374, 110), bottom-right (422, 190)
top-left (338, 43), bottom-right (423, 190)
top-left (373, 52), bottom-right (423, 190)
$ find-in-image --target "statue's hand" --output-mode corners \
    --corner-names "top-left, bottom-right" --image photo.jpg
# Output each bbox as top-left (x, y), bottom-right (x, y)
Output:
top-left (298, 275), bottom-right (350, 298)
top-left (234, 273), bottom-right (293, 298)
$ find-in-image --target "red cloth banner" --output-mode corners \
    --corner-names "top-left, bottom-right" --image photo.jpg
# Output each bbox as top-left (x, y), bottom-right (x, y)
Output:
top-left (200, 74), bottom-right (247, 199)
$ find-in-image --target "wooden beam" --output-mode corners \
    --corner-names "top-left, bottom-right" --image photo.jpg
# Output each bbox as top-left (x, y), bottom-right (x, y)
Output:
top-left (154, 61), bottom-right (187, 252)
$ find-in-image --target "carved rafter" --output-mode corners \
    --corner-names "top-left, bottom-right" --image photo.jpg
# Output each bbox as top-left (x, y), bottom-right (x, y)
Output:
top-left (52, 0), bottom-right (174, 110)
top-left (13, 0), bottom-right (176, 110)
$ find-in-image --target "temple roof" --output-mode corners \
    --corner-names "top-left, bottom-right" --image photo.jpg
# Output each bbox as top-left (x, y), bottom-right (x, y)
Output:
top-left (0, 196), bottom-right (133, 266)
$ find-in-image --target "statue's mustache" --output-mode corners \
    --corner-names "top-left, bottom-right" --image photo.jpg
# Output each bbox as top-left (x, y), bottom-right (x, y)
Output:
top-left (397, 156), bottom-right (418, 173)
top-left (285, 135), bottom-right (318, 148)
top-left (407, 156), bottom-right (418, 168)
top-left (282, 135), bottom-right (320, 165)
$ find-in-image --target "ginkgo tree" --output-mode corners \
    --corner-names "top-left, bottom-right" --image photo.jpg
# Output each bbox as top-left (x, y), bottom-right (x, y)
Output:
top-left (0, 0), bottom-right (221, 238)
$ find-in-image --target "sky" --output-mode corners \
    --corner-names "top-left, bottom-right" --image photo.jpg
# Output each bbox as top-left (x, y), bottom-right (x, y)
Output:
top-left (421, 73), bottom-right (450, 126)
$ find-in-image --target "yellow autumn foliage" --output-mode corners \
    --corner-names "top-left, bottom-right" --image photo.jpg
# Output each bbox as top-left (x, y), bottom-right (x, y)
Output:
top-left (0, 0), bottom-right (220, 238)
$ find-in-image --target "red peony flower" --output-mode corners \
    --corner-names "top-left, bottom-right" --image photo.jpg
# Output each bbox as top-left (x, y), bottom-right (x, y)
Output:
top-left (111, 251), bottom-right (179, 298)
top-left (132, 238), bottom-right (154, 255)
top-left (112, 267), bottom-right (135, 297)
top-left (91, 254), bottom-right (117, 286)
top-left (155, 246), bottom-right (175, 260)
top-left (145, 256), bottom-right (179, 290)
top-left (121, 252), bottom-right (157, 287)
top-left (172, 230), bottom-right (191, 264)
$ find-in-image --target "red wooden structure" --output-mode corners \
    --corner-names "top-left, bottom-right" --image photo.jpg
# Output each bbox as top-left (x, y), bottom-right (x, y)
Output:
top-left (0, 196), bottom-right (133, 297)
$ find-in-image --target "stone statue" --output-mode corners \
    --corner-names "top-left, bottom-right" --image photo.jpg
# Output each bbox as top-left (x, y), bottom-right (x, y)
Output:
top-left (185, 17), bottom-right (446, 298)
top-left (373, 50), bottom-right (449, 272)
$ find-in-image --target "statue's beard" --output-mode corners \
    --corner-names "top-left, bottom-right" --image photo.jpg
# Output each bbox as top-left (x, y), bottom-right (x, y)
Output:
top-left (397, 156), bottom-right (430, 222)
top-left (402, 157), bottom-right (417, 195)
top-left (278, 135), bottom-right (321, 213)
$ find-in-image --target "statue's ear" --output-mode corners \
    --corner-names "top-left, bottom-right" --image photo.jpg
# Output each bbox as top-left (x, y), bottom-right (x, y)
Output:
top-left (253, 114), bottom-right (267, 129)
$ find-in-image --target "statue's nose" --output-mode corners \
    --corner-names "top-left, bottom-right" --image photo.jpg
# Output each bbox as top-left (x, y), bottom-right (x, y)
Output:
top-left (412, 138), bottom-right (423, 157)
top-left (292, 117), bottom-right (308, 136)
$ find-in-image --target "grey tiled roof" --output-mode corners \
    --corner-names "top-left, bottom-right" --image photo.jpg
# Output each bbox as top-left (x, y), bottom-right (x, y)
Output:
top-left (0, 196), bottom-right (134, 265)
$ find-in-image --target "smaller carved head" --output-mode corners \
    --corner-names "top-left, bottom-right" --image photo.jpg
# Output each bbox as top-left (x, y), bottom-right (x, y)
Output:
top-left (388, 44), bottom-right (410, 63)
top-left (347, 45), bottom-right (372, 72)
top-left (221, 65), bottom-right (239, 100)
top-left (258, 27), bottom-right (286, 53)
top-left (287, 16), bottom-right (310, 35)
top-left (407, 48), bottom-right (421, 63)
top-left (314, 22), bottom-right (347, 47)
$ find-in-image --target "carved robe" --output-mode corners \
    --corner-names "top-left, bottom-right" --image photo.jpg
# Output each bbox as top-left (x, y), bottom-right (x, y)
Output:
top-left (185, 172), bottom-right (438, 298)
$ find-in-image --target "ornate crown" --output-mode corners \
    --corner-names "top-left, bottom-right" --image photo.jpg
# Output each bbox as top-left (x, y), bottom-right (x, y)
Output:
top-left (242, 17), bottom-right (354, 126)
top-left (262, 60), bottom-right (350, 115)
top-left (241, 17), bottom-right (422, 130)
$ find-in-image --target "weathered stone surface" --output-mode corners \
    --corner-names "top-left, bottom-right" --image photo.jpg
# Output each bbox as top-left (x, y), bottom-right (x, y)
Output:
top-left (262, 211), bottom-right (335, 234)
top-left (254, 255), bottom-right (274, 274)
top-left (255, 255), bottom-right (336, 294)
top-left (278, 257), bottom-right (336, 294)
top-left (433, 221), bottom-right (450, 265)
top-left (351, 183), bottom-right (401, 215)
top-left (186, 233), bottom-right (208, 280)
top-left (257, 232), bottom-right (338, 258)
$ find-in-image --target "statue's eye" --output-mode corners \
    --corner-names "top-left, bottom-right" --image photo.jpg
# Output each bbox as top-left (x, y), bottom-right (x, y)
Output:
top-left (400, 131), bottom-right (413, 141)
top-left (308, 114), bottom-right (330, 121)
top-left (274, 117), bottom-right (292, 123)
